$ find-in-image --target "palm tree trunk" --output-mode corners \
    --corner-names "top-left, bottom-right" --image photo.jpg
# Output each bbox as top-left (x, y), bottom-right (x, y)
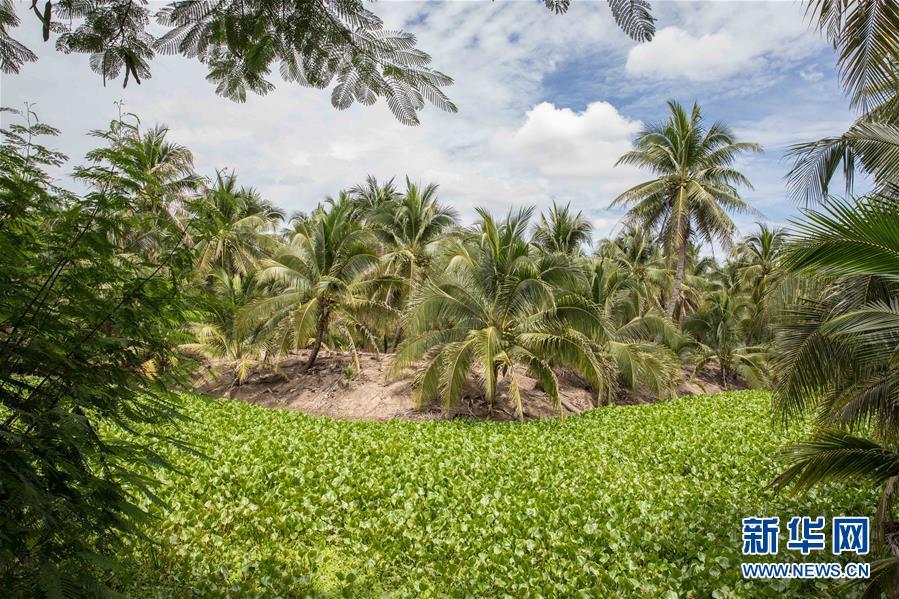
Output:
top-left (302, 307), bottom-right (329, 373)
top-left (390, 327), bottom-right (403, 352)
top-left (665, 239), bottom-right (688, 319)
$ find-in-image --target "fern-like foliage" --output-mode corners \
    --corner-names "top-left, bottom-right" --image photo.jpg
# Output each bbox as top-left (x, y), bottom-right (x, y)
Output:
top-left (606, 0), bottom-right (655, 43)
top-left (154, 0), bottom-right (457, 124)
top-left (4, 0), bottom-right (456, 125)
top-left (541, 0), bottom-right (656, 42)
top-left (0, 0), bottom-right (37, 73)
top-left (0, 108), bottom-right (204, 596)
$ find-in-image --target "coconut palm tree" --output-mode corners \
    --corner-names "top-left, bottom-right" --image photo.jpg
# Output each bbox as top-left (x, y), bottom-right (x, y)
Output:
top-left (80, 119), bottom-right (201, 255)
top-left (771, 195), bottom-right (899, 596)
top-left (611, 100), bottom-right (761, 318)
top-left (532, 201), bottom-right (593, 256)
top-left (349, 174), bottom-right (402, 218)
top-left (245, 195), bottom-right (395, 372)
top-left (735, 224), bottom-right (787, 344)
top-left (181, 270), bottom-right (266, 385)
top-left (773, 195), bottom-right (899, 425)
top-left (804, 0), bottom-right (898, 112)
top-left (367, 179), bottom-right (458, 350)
top-left (683, 289), bottom-right (768, 389)
top-left (597, 225), bottom-right (671, 320)
top-left (192, 171), bottom-right (284, 278)
top-left (578, 257), bottom-right (683, 399)
top-left (372, 179), bottom-right (458, 286)
top-left (390, 207), bottom-right (617, 418)
top-left (785, 1), bottom-right (899, 202)
top-left (786, 111), bottom-right (899, 202)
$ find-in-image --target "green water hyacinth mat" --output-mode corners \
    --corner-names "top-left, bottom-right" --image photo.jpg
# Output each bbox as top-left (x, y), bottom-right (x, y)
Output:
top-left (119, 391), bottom-right (873, 598)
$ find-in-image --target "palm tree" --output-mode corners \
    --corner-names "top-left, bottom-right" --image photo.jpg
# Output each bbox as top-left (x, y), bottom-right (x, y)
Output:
top-left (192, 171), bottom-right (284, 277)
top-left (372, 179), bottom-right (458, 286)
top-left (368, 179), bottom-right (458, 350)
top-left (597, 225), bottom-right (671, 320)
top-left (771, 195), bottom-right (899, 596)
top-left (683, 289), bottom-right (768, 389)
top-left (786, 111), bottom-right (899, 202)
top-left (532, 201), bottom-right (593, 256)
top-left (181, 270), bottom-right (266, 385)
top-left (578, 258), bottom-right (683, 399)
top-left (735, 224), bottom-right (786, 344)
top-left (804, 0), bottom-right (898, 112)
top-left (80, 119), bottom-right (201, 255)
top-left (348, 174), bottom-right (401, 218)
top-left (390, 207), bottom-right (617, 418)
top-left (785, 1), bottom-right (899, 202)
top-left (611, 100), bottom-right (761, 318)
top-left (245, 196), bottom-right (394, 372)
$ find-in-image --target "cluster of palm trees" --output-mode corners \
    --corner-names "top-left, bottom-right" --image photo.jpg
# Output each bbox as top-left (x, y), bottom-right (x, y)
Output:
top-left (63, 0), bottom-right (898, 589)
top-left (122, 99), bottom-right (796, 420)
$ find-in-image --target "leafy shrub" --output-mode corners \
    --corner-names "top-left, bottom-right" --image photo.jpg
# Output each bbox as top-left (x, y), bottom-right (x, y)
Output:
top-left (0, 109), bottom-right (200, 595)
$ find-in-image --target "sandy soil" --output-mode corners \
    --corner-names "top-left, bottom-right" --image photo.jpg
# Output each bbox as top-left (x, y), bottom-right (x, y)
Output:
top-left (196, 350), bottom-right (742, 422)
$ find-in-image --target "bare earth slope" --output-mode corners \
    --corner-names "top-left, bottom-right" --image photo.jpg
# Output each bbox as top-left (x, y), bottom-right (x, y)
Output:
top-left (197, 351), bottom-right (739, 421)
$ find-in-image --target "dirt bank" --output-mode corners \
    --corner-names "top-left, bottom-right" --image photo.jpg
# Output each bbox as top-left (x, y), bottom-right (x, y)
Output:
top-left (196, 351), bottom-right (743, 421)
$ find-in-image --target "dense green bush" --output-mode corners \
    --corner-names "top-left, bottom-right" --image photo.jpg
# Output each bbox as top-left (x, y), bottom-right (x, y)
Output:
top-left (121, 391), bottom-right (873, 598)
top-left (0, 109), bottom-right (201, 595)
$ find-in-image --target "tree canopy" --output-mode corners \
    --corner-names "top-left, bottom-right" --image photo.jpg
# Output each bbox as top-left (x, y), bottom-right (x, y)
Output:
top-left (0, 0), bottom-right (657, 125)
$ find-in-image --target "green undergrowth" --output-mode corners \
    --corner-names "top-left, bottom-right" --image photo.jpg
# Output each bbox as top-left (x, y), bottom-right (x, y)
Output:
top-left (118, 391), bottom-right (874, 598)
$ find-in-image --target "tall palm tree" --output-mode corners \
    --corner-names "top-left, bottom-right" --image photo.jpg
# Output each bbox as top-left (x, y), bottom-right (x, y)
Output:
top-left (532, 201), bottom-right (593, 256)
top-left (245, 196), bottom-right (394, 372)
top-left (390, 207), bottom-right (618, 418)
top-left (735, 224), bottom-right (786, 343)
top-left (192, 171), bottom-right (284, 277)
top-left (80, 119), bottom-right (201, 255)
top-left (611, 100), bottom-right (761, 318)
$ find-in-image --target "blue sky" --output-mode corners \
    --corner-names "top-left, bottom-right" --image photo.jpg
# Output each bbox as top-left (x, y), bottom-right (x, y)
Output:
top-left (0, 1), bottom-right (858, 248)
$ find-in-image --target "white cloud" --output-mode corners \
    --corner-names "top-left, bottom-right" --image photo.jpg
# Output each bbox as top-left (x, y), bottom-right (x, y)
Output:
top-left (0, 0), bottom-right (851, 235)
top-left (625, 3), bottom-right (826, 83)
top-left (497, 101), bottom-right (642, 180)
top-left (800, 68), bottom-right (825, 82)
top-left (626, 27), bottom-right (753, 81)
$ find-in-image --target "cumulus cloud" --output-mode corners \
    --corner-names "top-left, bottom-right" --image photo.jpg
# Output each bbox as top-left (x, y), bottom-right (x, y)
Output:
top-left (497, 101), bottom-right (642, 180)
top-left (625, 2), bottom-right (825, 82)
top-left (626, 28), bottom-right (755, 81)
top-left (0, 0), bottom-right (849, 236)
